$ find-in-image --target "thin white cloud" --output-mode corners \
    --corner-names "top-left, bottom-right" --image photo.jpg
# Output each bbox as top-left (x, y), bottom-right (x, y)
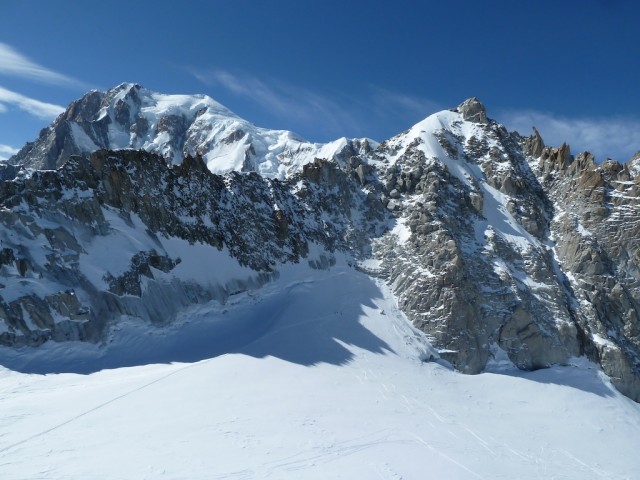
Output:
top-left (0, 143), bottom-right (19, 161)
top-left (499, 110), bottom-right (640, 163)
top-left (195, 70), bottom-right (514, 143)
top-left (0, 86), bottom-right (65, 120)
top-left (0, 42), bottom-right (84, 87)
top-left (367, 86), bottom-right (442, 121)
top-left (192, 68), bottom-right (361, 138)
top-left (0, 144), bottom-right (19, 155)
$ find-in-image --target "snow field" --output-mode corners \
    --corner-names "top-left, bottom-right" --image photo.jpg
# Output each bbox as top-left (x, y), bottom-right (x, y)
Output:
top-left (0, 262), bottom-right (639, 479)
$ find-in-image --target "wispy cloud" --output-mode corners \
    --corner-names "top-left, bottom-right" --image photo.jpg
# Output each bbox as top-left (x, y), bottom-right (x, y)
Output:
top-left (499, 110), bottom-right (640, 162)
top-left (0, 86), bottom-right (65, 120)
top-left (192, 68), bottom-right (639, 161)
top-left (367, 86), bottom-right (442, 122)
top-left (191, 68), bottom-right (446, 141)
top-left (192, 68), bottom-right (360, 138)
top-left (0, 143), bottom-right (19, 161)
top-left (0, 42), bottom-right (84, 88)
top-left (0, 144), bottom-right (18, 155)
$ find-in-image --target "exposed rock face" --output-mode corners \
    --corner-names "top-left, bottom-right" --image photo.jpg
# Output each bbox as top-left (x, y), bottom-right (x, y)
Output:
top-left (456, 97), bottom-right (488, 124)
top-left (367, 111), bottom-right (580, 377)
top-left (523, 127), bottom-right (545, 158)
top-left (0, 149), bottom-right (386, 347)
top-left (4, 87), bottom-right (640, 402)
top-left (535, 150), bottom-right (640, 401)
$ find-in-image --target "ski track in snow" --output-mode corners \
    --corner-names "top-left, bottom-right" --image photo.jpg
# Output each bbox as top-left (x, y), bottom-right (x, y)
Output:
top-left (0, 258), bottom-right (639, 479)
top-left (0, 360), bottom-right (206, 456)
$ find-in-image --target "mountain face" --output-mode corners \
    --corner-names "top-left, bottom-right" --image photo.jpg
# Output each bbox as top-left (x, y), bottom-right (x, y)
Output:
top-left (9, 83), bottom-right (374, 178)
top-left (3, 87), bottom-right (640, 402)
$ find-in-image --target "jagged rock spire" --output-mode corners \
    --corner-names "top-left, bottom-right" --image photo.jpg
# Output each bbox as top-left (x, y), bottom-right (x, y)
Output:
top-left (523, 127), bottom-right (545, 158)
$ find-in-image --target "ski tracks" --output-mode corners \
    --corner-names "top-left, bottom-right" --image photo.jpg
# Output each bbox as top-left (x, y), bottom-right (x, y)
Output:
top-left (0, 360), bottom-right (209, 457)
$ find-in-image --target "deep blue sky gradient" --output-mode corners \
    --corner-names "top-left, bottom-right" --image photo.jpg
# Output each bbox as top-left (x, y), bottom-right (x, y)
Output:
top-left (0, 0), bottom-right (638, 160)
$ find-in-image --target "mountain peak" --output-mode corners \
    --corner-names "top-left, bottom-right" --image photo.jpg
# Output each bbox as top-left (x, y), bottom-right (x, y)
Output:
top-left (456, 97), bottom-right (488, 124)
top-left (9, 84), bottom-right (378, 178)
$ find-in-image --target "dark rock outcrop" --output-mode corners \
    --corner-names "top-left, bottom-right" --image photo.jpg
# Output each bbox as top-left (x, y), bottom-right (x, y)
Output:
top-left (457, 97), bottom-right (488, 124)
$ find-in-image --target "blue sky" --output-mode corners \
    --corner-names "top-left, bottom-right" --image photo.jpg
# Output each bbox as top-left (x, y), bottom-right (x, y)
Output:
top-left (0, 0), bottom-right (638, 162)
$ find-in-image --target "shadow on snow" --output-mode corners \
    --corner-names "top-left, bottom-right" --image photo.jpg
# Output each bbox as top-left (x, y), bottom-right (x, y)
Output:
top-left (0, 269), bottom-right (395, 375)
top-left (0, 266), bottom-right (617, 400)
top-left (487, 361), bottom-right (615, 398)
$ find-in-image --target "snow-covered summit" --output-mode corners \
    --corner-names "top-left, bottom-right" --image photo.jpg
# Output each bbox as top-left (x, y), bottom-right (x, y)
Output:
top-left (9, 83), bottom-right (375, 179)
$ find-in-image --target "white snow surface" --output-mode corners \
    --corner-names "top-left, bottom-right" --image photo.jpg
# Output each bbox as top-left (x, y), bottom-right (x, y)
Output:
top-left (1, 259), bottom-right (639, 479)
top-left (77, 207), bottom-right (259, 294)
top-left (84, 84), bottom-right (373, 179)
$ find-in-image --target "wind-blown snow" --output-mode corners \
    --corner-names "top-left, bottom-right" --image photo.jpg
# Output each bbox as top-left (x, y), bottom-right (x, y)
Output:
top-left (0, 260), bottom-right (638, 479)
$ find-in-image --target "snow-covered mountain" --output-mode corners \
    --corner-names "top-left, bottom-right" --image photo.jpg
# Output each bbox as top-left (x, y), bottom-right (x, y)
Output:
top-left (9, 83), bottom-right (374, 178)
top-left (3, 87), bottom-right (640, 402)
top-left (3, 87), bottom-right (640, 404)
top-left (3, 85), bottom-right (640, 477)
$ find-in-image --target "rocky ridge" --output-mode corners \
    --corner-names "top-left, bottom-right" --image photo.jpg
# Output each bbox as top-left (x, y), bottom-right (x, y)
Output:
top-left (0, 149), bottom-right (386, 348)
top-left (367, 99), bottom-right (580, 375)
top-left (3, 87), bottom-right (640, 402)
top-left (533, 147), bottom-right (640, 400)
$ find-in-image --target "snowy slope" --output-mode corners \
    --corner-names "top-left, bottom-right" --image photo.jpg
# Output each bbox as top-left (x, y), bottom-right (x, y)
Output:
top-left (1, 260), bottom-right (639, 480)
top-left (95, 84), bottom-right (346, 176)
top-left (11, 83), bottom-right (376, 179)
